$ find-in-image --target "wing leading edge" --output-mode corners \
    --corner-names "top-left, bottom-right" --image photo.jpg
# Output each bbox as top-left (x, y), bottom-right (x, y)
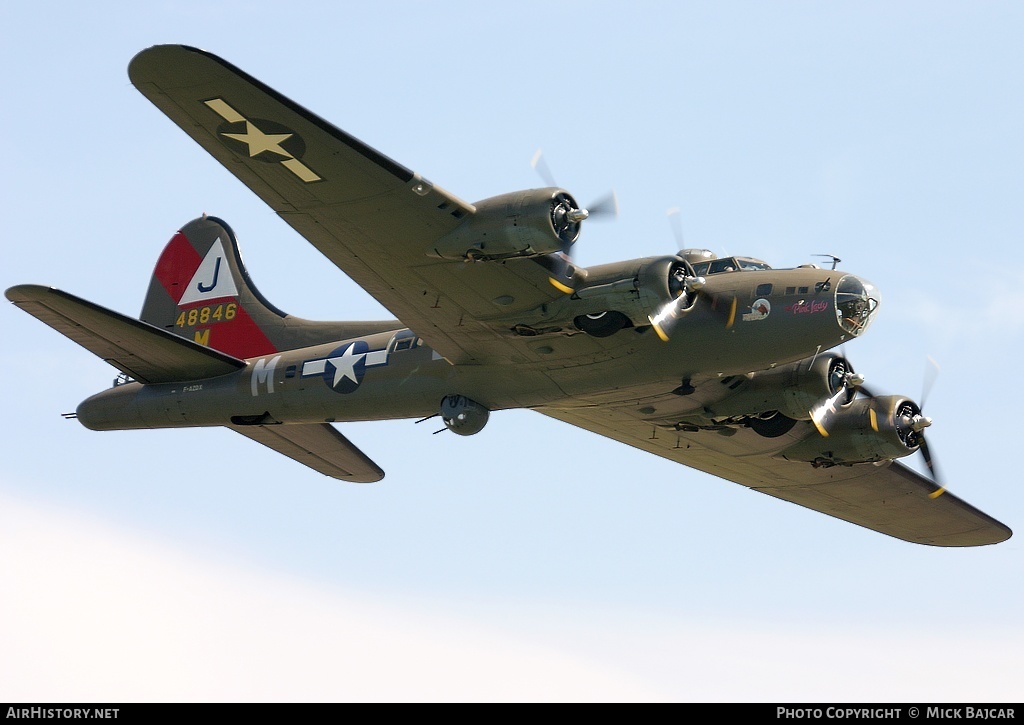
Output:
top-left (128, 44), bottom-right (568, 366)
top-left (539, 405), bottom-right (1011, 547)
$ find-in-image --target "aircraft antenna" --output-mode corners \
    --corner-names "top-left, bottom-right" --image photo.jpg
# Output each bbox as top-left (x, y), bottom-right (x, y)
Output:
top-left (812, 254), bottom-right (841, 270)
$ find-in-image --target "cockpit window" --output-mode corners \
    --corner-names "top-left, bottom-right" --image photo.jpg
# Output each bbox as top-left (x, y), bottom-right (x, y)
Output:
top-left (693, 257), bottom-right (773, 275)
top-left (736, 258), bottom-right (771, 271)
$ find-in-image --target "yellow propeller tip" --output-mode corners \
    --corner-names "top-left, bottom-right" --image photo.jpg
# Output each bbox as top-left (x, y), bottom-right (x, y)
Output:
top-left (725, 298), bottom-right (737, 328)
top-left (928, 487), bottom-right (946, 499)
top-left (548, 277), bottom-right (574, 295)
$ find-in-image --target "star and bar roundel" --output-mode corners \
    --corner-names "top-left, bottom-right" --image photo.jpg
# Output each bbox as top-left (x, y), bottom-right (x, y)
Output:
top-left (301, 341), bottom-right (390, 394)
top-left (203, 98), bottom-right (321, 183)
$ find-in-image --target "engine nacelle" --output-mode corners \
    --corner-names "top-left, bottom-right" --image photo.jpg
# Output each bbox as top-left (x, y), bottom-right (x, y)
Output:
top-left (572, 256), bottom-right (690, 334)
top-left (440, 395), bottom-right (489, 436)
top-left (780, 395), bottom-right (923, 466)
top-left (705, 354), bottom-right (853, 421)
top-left (431, 188), bottom-right (583, 261)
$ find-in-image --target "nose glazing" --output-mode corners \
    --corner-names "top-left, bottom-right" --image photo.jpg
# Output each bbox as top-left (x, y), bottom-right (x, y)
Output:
top-left (835, 275), bottom-right (880, 337)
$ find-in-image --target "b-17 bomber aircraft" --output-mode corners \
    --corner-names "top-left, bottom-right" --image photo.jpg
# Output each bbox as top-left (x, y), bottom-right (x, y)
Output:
top-left (7, 45), bottom-right (1011, 547)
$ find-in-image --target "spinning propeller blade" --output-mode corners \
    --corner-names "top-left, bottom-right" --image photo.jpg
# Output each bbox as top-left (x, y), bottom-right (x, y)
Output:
top-left (530, 149), bottom-right (618, 294)
top-left (649, 282), bottom-right (735, 341)
top-left (648, 207), bottom-right (736, 340)
top-left (817, 365), bottom-right (945, 494)
top-left (530, 148), bottom-right (558, 188)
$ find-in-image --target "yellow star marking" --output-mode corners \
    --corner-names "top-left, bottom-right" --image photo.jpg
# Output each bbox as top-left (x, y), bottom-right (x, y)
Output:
top-left (203, 98), bottom-right (322, 183)
top-left (222, 122), bottom-right (294, 158)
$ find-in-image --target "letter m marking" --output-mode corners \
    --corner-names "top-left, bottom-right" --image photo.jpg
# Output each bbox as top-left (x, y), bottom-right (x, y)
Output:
top-left (251, 355), bottom-right (282, 396)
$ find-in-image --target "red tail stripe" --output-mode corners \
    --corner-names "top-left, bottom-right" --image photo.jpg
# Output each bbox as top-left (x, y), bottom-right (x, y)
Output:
top-left (154, 232), bottom-right (203, 303)
top-left (194, 304), bottom-right (278, 359)
top-left (154, 230), bottom-right (278, 358)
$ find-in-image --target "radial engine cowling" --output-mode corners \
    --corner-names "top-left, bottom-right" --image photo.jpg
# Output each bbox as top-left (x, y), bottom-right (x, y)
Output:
top-left (780, 396), bottom-right (923, 466)
top-left (572, 256), bottom-right (692, 332)
top-left (705, 353), bottom-right (854, 422)
top-left (431, 188), bottom-right (583, 261)
top-left (440, 395), bottom-right (490, 436)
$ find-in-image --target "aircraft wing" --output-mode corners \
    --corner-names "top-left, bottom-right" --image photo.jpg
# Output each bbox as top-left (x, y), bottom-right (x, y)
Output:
top-left (229, 423), bottom-right (384, 482)
top-left (6, 284), bottom-right (245, 384)
top-left (539, 404), bottom-right (1012, 547)
top-left (129, 45), bottom-right (564, 365)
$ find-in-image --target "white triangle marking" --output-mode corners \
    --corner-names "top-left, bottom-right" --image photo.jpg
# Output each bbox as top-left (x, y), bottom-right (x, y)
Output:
top-left (178, 238), bottom-right (239, 305)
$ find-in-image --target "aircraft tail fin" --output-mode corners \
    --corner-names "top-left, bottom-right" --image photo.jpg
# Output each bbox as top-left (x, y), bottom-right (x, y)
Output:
top-left (140, 216), bottom-right (293, 359)
top-left (141, 216), bottom-right (402, 358)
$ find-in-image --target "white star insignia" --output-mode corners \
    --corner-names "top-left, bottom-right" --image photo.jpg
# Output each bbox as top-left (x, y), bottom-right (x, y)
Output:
top-left (328, 345), bottom-right (366, 387)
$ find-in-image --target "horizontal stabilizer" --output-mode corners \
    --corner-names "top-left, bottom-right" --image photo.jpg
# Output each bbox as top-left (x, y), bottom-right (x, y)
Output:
top-left (6, 284), bottom-right (246, 384)
top-left (229, 423), bottom-right (384, 482)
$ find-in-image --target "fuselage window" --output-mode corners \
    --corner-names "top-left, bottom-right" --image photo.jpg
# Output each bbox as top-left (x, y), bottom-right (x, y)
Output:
top-left (390, 331), bottom-right (418, 352)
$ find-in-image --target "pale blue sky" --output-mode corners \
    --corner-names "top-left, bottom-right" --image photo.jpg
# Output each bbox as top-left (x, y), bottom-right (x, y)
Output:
top-left (2, 1), bottom-right (1022, 702)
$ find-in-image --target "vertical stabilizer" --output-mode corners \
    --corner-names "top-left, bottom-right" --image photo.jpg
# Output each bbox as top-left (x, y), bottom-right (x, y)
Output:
top-left (141, 216), bottom-right (403, 358)
top-left (141, 216), bottom-right (285, 358)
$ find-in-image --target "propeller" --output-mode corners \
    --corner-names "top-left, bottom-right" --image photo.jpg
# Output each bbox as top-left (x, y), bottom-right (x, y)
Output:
top-left (647, 277), bottom-right (738, 341)
top-left (916, 356), bottom-right (943, 493)
top-left (647, 206), bottom-right (737, 340)
top-left (667, 207), bottom-right (685, 249)
top-left (530, 148), bottom-right (559, 188)
top-left (531, 149), bottom-right (618, 293)
top-left (813, 358), bottom-right (946, 495)
top-left (809, 365), bottom-right (864, 437)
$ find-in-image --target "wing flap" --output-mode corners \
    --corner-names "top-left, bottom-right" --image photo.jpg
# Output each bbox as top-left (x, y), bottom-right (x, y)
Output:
top-left (6, 285), bottom-right (245, 384)
top-left (539, 405), bottom-right (1011, 547)
top-left (229, 423), bottom-right (384, 482)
